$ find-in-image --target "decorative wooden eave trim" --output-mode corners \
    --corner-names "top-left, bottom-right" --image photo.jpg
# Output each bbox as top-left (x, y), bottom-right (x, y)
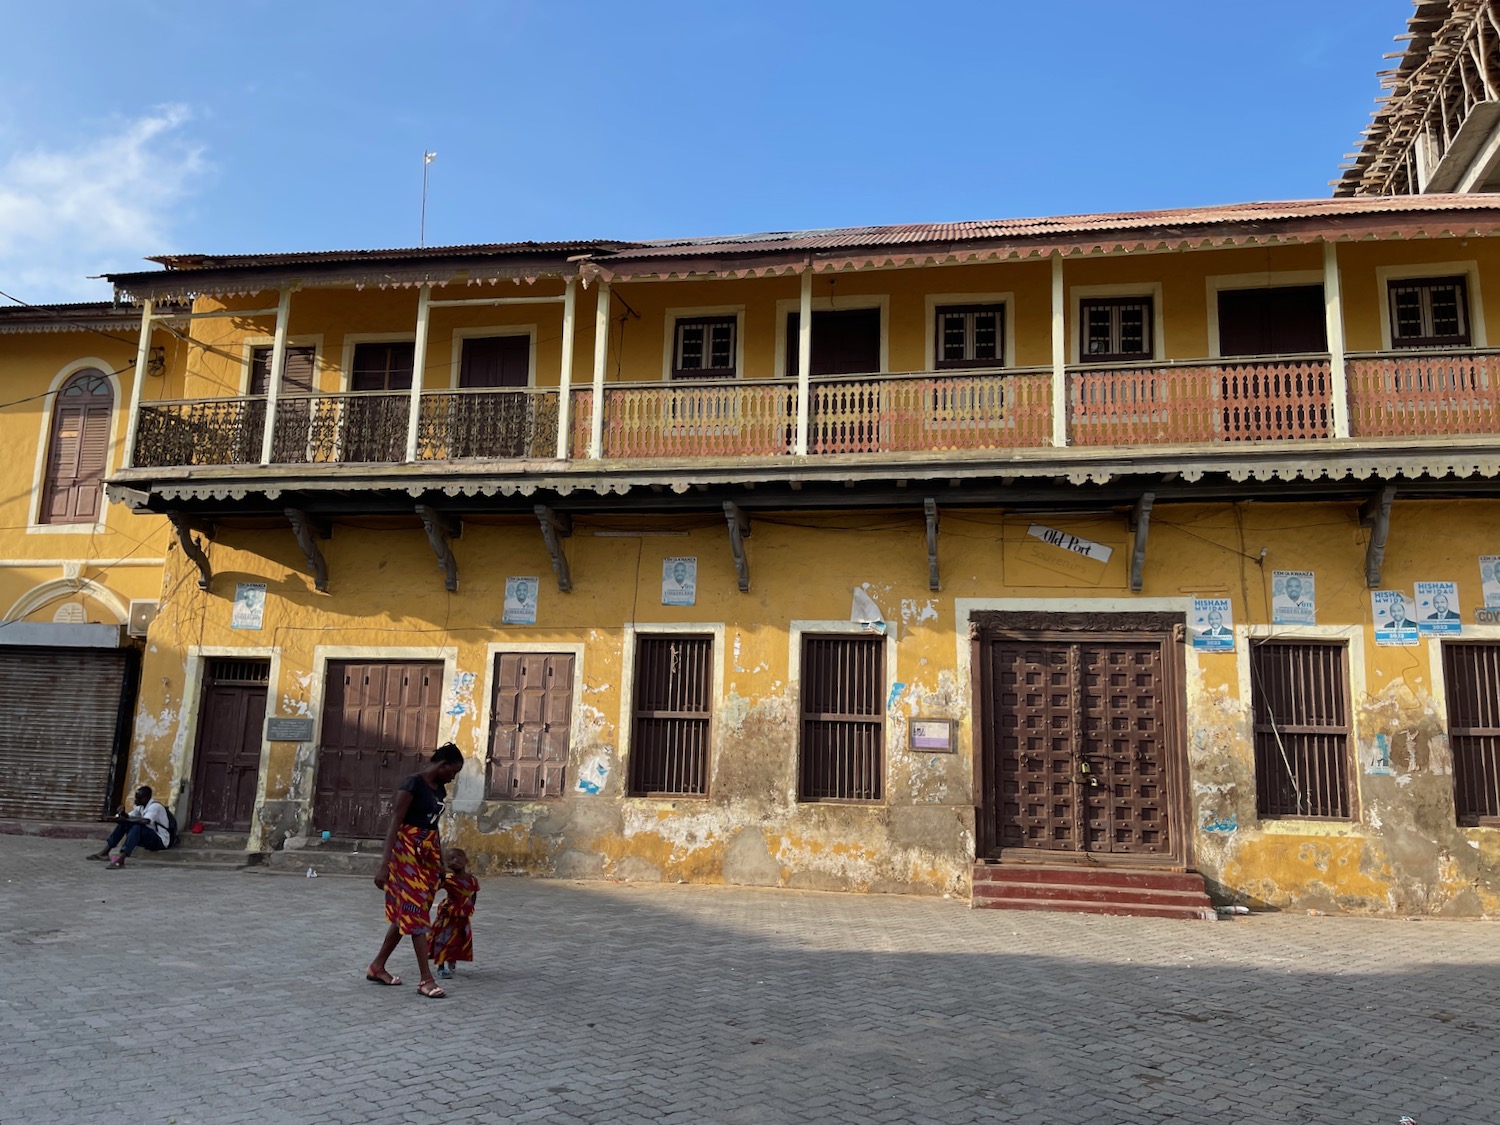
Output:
top-left (723, 501), bottom-right (751, 592)
top-left (924, 498), bottom-right (940, 592)
top-left (113, 263), bottom-right (578, 306)
top-left (1359, 485), bottom-right (1398, 589)
top-left (285, 508), bottom-right (331, 593)
top-left (414, 505), bottom-right (461, 592)
top-left (535, 505), bottom-right (573, 592)
top-left (167, 511), bottom-right (215, 591)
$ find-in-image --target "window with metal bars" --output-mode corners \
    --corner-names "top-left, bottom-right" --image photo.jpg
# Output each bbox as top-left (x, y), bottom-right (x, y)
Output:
top-left (1080, 296), bottom-right (1153, 362)
top-left (934, 304), bottom-right (1004, 369)
top-left (207, 658), bottom-right (271, 685)
top-left (628, 635), bottom-right (713, 797)
top-left (1250, 641), bottom-right (1352, 819)
top-left (1388, 276), bottom-right (1470, 347)
top-left (1443, 643), bottom-right (1500, 826)
top-left (799, 634), bottom-right (884, 802)
top-left (672, 316), bottom-right (737, 379)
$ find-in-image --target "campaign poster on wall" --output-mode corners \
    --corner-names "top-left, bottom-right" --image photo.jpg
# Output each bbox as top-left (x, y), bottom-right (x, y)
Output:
top-left (1373, 589), bottom-right (1419, 647)
top-left (1271, 570), bottom-right (1316, 626)
top-left (662, 557), bottom-right (697, 606)
top-left (230, 582), bottom-right (266, 630)
top-left (1191, 597), bottom-right (1235, 653)
top-left (1481, 556), bottom-right (1500, 608)
top-left (1415, 580), bottom-right (1462, 636)
top-left (503, 576), bottom-right (539, 625)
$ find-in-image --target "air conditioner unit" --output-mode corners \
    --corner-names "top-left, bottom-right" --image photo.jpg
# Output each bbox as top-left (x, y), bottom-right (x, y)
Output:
top-left (127, 600), bottom-right (159, 638)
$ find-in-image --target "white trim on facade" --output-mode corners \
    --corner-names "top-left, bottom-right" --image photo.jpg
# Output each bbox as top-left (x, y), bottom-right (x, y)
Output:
top-left (922, 291), bottom-right (1016, 370)
top-left (448, 324), bottom-right (538, 389)
top-left (3, 576), bottom-right (129, 624)
top-left (337, 331), bottom-right (417, 392)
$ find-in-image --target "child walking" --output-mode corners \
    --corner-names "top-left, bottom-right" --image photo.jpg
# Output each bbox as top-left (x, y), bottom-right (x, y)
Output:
top-left (430, 848), bottom-right (479, 979)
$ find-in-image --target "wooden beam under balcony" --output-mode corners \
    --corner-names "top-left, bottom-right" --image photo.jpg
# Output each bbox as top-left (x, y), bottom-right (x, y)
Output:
top-left (536, 505), bottom-right (573, 592)
top-left (285, 509), bottom-right (331, 593)
top-left (415, 505), bottom-right (461, 593)
top-left (167, 512), bottom-right (215, 591)
top-left (924, 498), bottom-right (940, 592)
top-left (724, 502), bottom-right (751, 592)
top-left (1360, 486), bottom-right (1397, 589)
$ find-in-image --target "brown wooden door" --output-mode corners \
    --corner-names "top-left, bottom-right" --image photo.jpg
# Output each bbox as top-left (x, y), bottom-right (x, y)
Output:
top-left (486, 653), bottom-right (574, 799)
top-left (982, 637), bottom-right (1171, 859)
top-left (189, 658), bottom-right (269, 831)
top-left (314, 661), bottom-right (443, 838)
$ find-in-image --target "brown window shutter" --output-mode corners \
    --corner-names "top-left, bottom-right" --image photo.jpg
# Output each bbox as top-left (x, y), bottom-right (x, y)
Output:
top-left (250, 346), bottom-right (317, 394)
top-left (42, 371), bottom-right (113, 525)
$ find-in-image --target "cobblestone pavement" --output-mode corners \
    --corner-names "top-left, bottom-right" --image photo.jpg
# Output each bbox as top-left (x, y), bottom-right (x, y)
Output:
top-left (3, 835), bottom-right (1497, 1125)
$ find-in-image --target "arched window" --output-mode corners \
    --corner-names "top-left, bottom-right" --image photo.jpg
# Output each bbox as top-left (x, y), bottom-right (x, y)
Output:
top-left (42, 369), bottom-right (113, 524)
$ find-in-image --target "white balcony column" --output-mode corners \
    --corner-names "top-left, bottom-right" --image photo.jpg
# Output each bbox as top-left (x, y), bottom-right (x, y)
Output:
top-left (555, 276), bottom-right (577, 461)
top-left (122, 299), bottom-right (154, 468)
top-left (1050, 253), bottom-right (1068, 447)
top-left (405, 285), bottom-right (432, 462)
top-left (1323, 240), bottom-right (1350, 440)
top-left (588, 280), bottom-right (611, 460)
top-left (259, 286), bottom-right (293, 465)
top-left (794, 269), bottom-right (813, 456)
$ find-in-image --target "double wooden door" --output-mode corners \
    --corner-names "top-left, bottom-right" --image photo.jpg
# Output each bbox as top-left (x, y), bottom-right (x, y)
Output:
top-left (979, 634), bottom-right (1179, 861)
top-left (190, 658), bottom-right (269, 831)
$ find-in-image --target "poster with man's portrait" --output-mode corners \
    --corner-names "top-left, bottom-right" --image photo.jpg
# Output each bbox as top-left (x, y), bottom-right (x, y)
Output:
top-left (1415, 580), bottom-right (1462, 636)
top-left (503, 576), bottom-right (539, 625)
top-left (1191, 597), bottom-right (1234, 653)
top-left (231, 582), bottom-right (266, 630)
top-left (1373, 589), bottom-right (1419, 647)
top-left (1481, 555), bottom-right (1500, 608)
top-left (662, 557), bottom-right (697, 606)
top-left (1271, 570), bottom-right (1316, 626)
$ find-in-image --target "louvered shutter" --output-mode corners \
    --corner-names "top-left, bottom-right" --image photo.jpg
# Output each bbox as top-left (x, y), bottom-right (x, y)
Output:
top-left (42, 371), bottom-right (113, 525)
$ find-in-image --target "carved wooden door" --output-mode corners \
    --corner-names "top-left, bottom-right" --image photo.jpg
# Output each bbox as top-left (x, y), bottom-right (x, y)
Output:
top-left (983, 638), bottom-right (1170, 859)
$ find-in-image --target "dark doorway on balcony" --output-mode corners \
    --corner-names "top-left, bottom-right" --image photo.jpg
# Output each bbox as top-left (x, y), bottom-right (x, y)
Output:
top-left (1217, 285), bottom-right (1326, 357)
top-left (460, 335), bottom-right (529, 388)
top-left (785, 308), bottom-right (881, 376)
top-left (189, 658), bottom-right (269, 832)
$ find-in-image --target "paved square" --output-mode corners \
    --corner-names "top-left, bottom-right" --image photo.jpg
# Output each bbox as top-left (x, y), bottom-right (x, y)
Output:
top-left (2, 834), bottom-right (1495, 1124)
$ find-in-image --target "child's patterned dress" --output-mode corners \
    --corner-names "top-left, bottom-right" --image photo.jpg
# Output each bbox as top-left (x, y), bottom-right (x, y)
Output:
top-left (430, 871), bottom-right (479, 967)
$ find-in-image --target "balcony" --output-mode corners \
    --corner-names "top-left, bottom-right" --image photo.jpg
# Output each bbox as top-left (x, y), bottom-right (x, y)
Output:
top-left (128, 352), bottom-right (1500, 472)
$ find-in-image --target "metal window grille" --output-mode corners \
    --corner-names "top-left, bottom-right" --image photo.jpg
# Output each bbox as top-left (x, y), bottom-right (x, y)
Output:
top-left (628, 635), bottom-right (713, 796)
top-left (799, 634), bottom-right (884, 802)
top-left (1443, 643), bottom-right (1500, 825)
top-left (207, 658), bottom-right (271, 686)
top-left (934, 304), bottom-right (1004, 368)
top-left (1251, 641), bottom-right (1351, 819)
top-left (673, 316), bottom-right (737, 379)
top-left (1080, 296), bottom-right (1153, 361)
top-left (1389, 276), bottom-right (1470, 347)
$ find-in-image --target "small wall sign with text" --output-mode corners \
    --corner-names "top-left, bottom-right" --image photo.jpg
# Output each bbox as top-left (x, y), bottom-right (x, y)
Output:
top-left (1477, 607), bottom-right (1500, 625)
top-left (910, 718), bottom-right (955, 753)
top-left (266, 717), bottom-right (315, 742)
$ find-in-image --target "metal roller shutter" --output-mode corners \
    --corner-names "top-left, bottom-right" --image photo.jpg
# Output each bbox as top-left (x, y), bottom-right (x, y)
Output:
top-left (0, 648), bottom-right (132, 821)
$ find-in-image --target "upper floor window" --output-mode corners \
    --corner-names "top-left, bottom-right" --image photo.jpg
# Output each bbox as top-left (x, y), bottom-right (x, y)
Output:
top-left (934, 304), bottom-right (1004, 369)
top-left (1389, 276), bottom-right (1470, 347)
top-left (1080, 296), bottom-right (1152, 362)
top-left (351, 342), bottom-right (414, 391)
top-left (673, 316), bottom-right (737, 379)
top-left (42, 369), bottom-right (112, 525)
top-left (249, 345), bottom-right (316, 395)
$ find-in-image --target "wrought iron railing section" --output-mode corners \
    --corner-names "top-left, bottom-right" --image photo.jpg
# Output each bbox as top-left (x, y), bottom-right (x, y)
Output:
top-left (1071, 357), bottom-right (1332, 445)
top-left (1348, 350), bottom-right (1500, 437)
top-left (271, 393), bottom-right (412, 465)
top-left (134, 398), bottom-right (265, 467)
top-left (416, 388), bottom-right (558, 461)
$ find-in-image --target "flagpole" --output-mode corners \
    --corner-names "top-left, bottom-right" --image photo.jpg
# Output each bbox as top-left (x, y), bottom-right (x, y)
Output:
top-left (420, 151), bottom-right (436, 247)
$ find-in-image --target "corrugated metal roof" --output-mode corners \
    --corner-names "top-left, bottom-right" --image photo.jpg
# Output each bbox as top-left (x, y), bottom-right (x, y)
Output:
top-left (138, 240), bottom-right (634, 273)
top-left (0, 301), bottom-right (141, 335)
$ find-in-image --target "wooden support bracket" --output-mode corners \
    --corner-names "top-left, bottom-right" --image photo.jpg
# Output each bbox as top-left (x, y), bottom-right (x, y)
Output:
top-left (724, 501), bottom-right (751, 592)
top-left (1359, 485), bottom-right (1397, 589)
top-left (535, 505), bottom-right (573, 592)
top-left (415, 505), bottom-right (461, 593)
top-left (924, 498), bottom-right (940, 592)
top-left (1129, 492), bottom-right (1154, 594)
top-left (285, 508), bottom-right (332, 593)
top-left (166, 511), bottom-right (215, 591)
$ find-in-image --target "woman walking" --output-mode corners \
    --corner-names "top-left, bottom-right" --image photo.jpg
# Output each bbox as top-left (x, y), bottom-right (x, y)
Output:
top-left (365, 742), bottom-right (464, 998)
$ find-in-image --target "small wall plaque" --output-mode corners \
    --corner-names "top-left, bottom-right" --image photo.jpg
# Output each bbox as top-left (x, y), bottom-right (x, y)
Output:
top-left (266, 717), bottom-right (314, 742)
top-left (910, 718), bottom-right (954, 753)
top-left (1477, 607), bottom-right (1500, 625)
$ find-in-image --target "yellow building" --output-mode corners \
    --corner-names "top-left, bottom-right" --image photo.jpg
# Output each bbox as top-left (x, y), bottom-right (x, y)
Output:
top-left (91, 196), bottom-right (1500, 915)
top-left (0, 302), bottom-right (169, 824)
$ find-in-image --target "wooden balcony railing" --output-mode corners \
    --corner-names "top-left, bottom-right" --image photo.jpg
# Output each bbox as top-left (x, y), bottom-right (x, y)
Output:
top-left (129, 351), bottom-right (1500, 472)
top-left (1070, 356), bottom-right (1332, 446)
top-left (1348, 350), bottom-right (1500, 438)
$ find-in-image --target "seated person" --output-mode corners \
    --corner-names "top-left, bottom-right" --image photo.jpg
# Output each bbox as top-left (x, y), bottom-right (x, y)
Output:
top-left (87, 786), bottom-right (170, 868)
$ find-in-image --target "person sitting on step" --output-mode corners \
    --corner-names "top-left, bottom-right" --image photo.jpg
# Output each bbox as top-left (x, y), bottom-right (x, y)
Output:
top-left (86, 786), bottom-right (171, 868)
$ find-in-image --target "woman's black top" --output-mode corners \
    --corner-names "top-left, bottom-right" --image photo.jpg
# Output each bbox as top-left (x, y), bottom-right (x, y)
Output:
top-left (398, 773), bottom-right (446, 831)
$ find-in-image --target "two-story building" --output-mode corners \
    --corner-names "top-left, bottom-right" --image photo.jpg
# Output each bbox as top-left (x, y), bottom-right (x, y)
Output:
top-left (96, 194), bottom-right (1500, 915)
top-left (0, 302), bottom-right (169, 826)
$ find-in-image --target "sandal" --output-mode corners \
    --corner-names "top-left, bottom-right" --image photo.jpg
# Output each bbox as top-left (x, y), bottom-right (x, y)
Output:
top-left (365, 968), bottom-right (402, 986)
top-left (417, 979), bottom-right (447, 999)
top-left (85, 852), bottom-right (109, 861)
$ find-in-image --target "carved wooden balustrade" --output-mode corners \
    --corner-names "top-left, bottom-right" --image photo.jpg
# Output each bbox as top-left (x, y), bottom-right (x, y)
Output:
top-left (1347, 350), bottom-right (1500, 437)
top-left (569, 380), bottom-right (798, 459)
top-left (1070, 356), bottom-right (1332, 446)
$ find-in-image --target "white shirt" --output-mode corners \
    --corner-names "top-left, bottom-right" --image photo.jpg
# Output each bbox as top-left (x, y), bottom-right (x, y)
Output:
top-left (132, 800), bottom-right (171, 847)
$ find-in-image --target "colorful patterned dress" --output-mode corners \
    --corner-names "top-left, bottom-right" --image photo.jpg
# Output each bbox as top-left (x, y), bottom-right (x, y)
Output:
top-left (429, 871), bottom-right (480, 966)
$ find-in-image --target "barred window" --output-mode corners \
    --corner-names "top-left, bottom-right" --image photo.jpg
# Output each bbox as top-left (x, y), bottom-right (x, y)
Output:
top-left (1251, 641), bottom-right (1352, 819)
top-left (1389, 276), bottom-right (1470, 347)
top-left (628, 635), bottom-right (713, 797)
top-left (1443, 643), bottom-right (1500, 825)
top-left (673, 316), bottom-right (737, 379)
top-left (934, 304), bottom-right (1004, 369)
top-left (799, 634), bottom-right (884, 802)
top-left (1080, 296), bottom-right (1152, 362)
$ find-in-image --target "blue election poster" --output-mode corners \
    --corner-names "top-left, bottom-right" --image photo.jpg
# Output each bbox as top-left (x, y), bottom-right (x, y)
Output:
top-left (1191, 597), bottom-right (1234, 653)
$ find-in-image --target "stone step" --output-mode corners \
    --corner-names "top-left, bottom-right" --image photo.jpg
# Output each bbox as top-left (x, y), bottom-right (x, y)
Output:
top-left (176, 830), bottom-right (251, 850)
top-left (971, 895), bottom-right (1219, 921)
top-left (0, 818), bottom-right (108, 841)
top-left (144, 847), bottom-right (265, 870)
top-left (971, 861), bottom-right (1216, 920)
top-left (972, 863), bottom-right (1206, 894)
top-left (972, 880), bottom-right (1214, 909)
top-left (261, 849), bottom-right (384, 878)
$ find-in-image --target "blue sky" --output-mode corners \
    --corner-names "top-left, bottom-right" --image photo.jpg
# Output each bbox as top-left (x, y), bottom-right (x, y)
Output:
top-left (1, 0), bottom-right (1408, 302)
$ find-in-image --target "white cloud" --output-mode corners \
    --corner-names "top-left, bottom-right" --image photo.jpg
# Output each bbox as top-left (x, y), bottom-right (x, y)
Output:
top-left (0, 106), bottom-right (207, 302)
